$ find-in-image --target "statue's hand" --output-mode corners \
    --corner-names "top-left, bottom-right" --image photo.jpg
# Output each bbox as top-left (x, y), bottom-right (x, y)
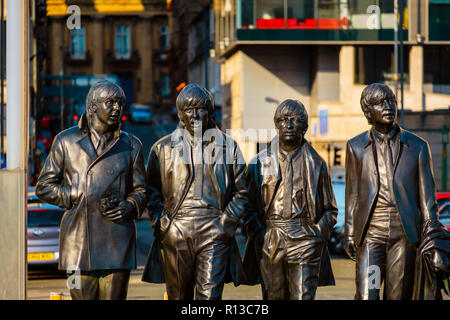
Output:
top-left (345, 237), bottom-right (357, 261)
top-left (102, 200), bottom-right (135, 222)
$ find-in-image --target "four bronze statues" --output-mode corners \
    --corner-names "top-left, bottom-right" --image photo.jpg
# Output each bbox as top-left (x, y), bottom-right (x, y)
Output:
top-left (36, 81), bottom-right (449, 300)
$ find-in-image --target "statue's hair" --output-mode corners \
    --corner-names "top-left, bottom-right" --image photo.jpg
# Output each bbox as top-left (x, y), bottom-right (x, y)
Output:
top-left (360, 83), bottom-right (397, 125)
top-left (274, 99), bottom-right (308, 134)
top-left (176, 83), bottom-right (214, 113)
top-left (85, 80), bottom-right (126, 119)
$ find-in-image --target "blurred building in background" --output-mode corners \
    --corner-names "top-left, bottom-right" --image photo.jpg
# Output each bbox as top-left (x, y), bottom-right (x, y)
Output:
top-left (212, 0), bottom-right (450, 191)
top-left (40, 0), bottom-right (170, 130)
top-left (167, 0), bottom-right (222, 123)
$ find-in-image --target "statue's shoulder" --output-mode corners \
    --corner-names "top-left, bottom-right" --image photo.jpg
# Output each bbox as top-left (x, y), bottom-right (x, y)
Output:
top-left (303, 141), bottom-right (326, 165)
top-left (54, 126), bottom-right (81, 144)
top-left (346, 131), bottom-right (370, 155)
top-left (348, 131), bottom-right (369, 146)
top-left (150, 133), bottom-right (173, 152)
top-left (121, 131), bottom-right (144, 154)
top-left (400, 128), bottom-right (428, 148)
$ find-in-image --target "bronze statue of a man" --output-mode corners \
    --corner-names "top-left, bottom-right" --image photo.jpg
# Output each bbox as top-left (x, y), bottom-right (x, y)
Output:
top-left (142, 84), bottom-right (250, 300)
top-left (36, 80), bottom-right (147, 300)
top-left (345, 83), bottom-right (443, 299)
top-left (245, 99), bottom-right (337, 299)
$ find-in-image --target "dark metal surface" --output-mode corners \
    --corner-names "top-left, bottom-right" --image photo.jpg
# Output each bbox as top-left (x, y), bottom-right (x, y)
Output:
top-left (35, 81), bottom-right (147, 300)
top-left (245, 99), bottom-right (338, 300)
top-left (345, 83), bottom-right (444, 300)
top-left (142, 84), bottom-right (250, 300)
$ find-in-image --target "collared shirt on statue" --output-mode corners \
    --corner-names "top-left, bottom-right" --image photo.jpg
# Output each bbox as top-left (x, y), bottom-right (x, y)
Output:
top-left (371, 125), bottom-right (400, 209)
top-left (179, 134), bottom-right (221, 212)
top-left (267, 146), bottom-right (306, 220)
top-left (89, 126), bottom-right (114, 156)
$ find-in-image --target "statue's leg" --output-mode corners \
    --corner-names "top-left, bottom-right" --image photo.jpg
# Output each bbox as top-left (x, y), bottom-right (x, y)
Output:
top-left (161, 216), bottom-right (196, 300)
top-left (260, 227), bottom-right (289, 300)
top-left (98, 269), bottom-right (131, 300)
top-left (384, 212), bottom-right (416, 300)
top-left (286, 225), bottom-right (322, 300)
top-left (69, 270), bottom-right (100, 300)
top-left (355, 239), bottom-right (387, 300)
top-left (194, 216), bottom-right (229, 300)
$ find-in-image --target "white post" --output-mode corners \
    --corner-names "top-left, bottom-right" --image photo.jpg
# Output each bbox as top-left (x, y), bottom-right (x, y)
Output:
top-left (7, 0), bottom-right (28, 170)
top-left (0, 0), bottom-right (29, 300)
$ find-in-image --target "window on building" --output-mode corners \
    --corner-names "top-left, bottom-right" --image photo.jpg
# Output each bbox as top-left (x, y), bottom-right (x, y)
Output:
top-left (70, 26), bottom-right (86, 59)
top-left (159, 25), bottom-right (170, 51)
top-left (429, 1), bottom-right (450, 41)
top-left (348, 0), bottom-right (406, 29)
top-left (424, 46), bottom-right (450, 95)
top-left (355, 45), bottom-right (409, 86)
top-left (255, 0), bottom-right (284, 28)
top-left (240, 0), bottom-right (407, 30)
top-left (287, 0), bottom-right (314, 21)
top-left (160, 74), bottom-right (171, 97)
top-left (115, 25), bottom-right (131, 59)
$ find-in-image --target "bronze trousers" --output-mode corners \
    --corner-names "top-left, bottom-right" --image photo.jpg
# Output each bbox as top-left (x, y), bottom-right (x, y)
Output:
top-left (160, 210), bottom-right (230, 300)
top-left (69, 269), bottom-right (131, 300)
top-left (260, 219), bottom-right (323, 300)
top-left (355, 207), bottom-right (417, 300)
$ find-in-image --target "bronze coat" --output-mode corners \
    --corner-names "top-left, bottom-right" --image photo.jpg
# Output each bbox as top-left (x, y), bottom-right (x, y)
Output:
top-left (142, 127), bottom-right (249, 284)
top-left (36, 115), bottom-right (147, 271)
top-left (345, 128), bottom-right (440, 246)
top-left (244, 140), bottom-right (338, 286)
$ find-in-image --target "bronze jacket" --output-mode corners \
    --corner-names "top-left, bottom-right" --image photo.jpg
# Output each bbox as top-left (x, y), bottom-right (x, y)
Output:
top-left (35, 114), bottom-right (147, 271)
top-left (142, 127), bottom-right (250, 284)
top-left (244, 139), bottom-right (338, 286)
top-left (345, 128), bottom-right (441, 246)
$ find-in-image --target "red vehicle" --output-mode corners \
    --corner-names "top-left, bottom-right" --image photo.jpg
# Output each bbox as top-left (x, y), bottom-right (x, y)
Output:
top-left (437, 192), bottom-right (450, 231)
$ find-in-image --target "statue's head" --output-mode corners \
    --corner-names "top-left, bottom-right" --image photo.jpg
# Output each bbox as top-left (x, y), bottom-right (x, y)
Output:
top-left (176, 84), bottom-right (214, 136)
top-left (85, 80), bottom-right (126, 129)
top-left (274, 99), bottom-right (308, 150)
top-left (360, 83), bottom-right (397, 128)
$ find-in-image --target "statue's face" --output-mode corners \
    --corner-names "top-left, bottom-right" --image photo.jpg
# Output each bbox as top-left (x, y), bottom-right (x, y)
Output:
top-left (275, 110), bottom-right (305, 147)
top-left (179, 103), bottom-right (210, 136)
top-left (92, 94), bottom-right (123, 128)
top-left (368, 94), bottom-right (397, 127)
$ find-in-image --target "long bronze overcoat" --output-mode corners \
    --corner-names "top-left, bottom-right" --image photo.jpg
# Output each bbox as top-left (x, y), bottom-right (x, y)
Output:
top-left (244, 139), bottom-right (337, 286)
top-left (36, 114), bottom-right (147, 271)
top-left (345, 128), bottom-right (441, 247)
top-left (142, 127), bottom-right (250, 285)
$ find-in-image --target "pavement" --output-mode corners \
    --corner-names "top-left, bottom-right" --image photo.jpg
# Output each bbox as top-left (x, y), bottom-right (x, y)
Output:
top-left (27, 257), bottom-right (357, 300)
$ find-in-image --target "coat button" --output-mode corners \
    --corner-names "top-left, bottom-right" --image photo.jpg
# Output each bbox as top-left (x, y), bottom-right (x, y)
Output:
top-left (373, 170), bottom-right (378, 175)
top-left (107, 169), bottom-right (114, 175)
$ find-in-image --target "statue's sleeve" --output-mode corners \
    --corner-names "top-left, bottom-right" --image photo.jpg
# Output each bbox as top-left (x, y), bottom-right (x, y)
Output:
top-left (125, 137), bottom-right (148, 219)
top-left (243, 159), bottom-right (265, 240)
top-left (417, 141), bottom-right (441, 237)
top-left (146, 144), bottom-right (164, 227)
top-left (316, 160), bottom-right (338, 240)
top-left (35, 134), bottom-right (72, 209)
top-left (223, 142), bottom-right (248, 224)
top-left (344, 141), bottom-right (358, 242)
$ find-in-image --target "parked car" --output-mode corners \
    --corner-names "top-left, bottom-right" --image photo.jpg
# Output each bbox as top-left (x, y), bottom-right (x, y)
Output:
top-left (128, 104), bottom-right (153, 124)
top-left (27, 187), bottom-right (64, 267)
top-left (437, 192), bottom-right (450, 231)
